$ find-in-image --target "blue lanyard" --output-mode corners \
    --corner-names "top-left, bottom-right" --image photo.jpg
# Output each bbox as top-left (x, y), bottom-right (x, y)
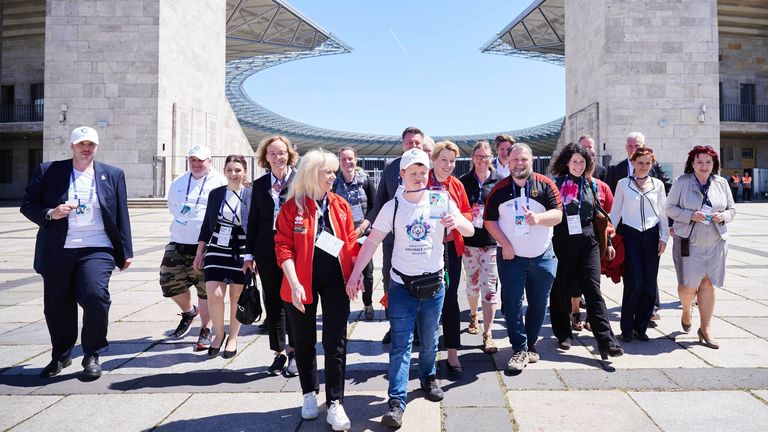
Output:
top-left (472, 171), bottom-right (487, 204)
top-left (560, 176), bottom-right (584, 217)
top-left (185, 173), bottom-right (208, 207)
top-left (219, 189), bottom-right (242, 223)
top-left (430, 170), bottom-right (446, 191)
top-left (272, 171), bottom-right (288, 191)
top-left (697, 176), bottom-right (712, 207)
top-left (70, 171), bottom-right (95, 202)
top-left (512, 179), bottom-right (531, 212)
top-left (316, 194), bottom-right (328, 239)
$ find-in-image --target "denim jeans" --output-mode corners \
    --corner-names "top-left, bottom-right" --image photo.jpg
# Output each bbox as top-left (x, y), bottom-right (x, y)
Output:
top-left (497, 246), bottom-right (557, 351)
top-left (387, 280), bottom-right (445, 409)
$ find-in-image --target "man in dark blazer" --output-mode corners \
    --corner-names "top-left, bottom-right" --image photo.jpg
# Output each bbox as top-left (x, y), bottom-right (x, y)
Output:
top-left (605, 132), bottom-right (672, 194)
top-left (20, 126), bottom-right (133, 380)
top-left (578, 135), bottom-right (607, 181)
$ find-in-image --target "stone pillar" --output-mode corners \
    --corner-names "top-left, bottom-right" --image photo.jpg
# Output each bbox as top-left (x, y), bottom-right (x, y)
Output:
top-left (565, 0), bottom-right (720, 177)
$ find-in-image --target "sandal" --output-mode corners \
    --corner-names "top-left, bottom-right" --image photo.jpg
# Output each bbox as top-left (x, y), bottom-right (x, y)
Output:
top-left (482, 334), bottom-right (498, 354)
top-left (571, 313), bottom-right (584, 331)
top-left (467, 313), bottom-right (480, 335)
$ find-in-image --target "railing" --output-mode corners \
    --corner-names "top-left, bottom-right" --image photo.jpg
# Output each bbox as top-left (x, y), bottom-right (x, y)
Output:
top-left (0, 104), bottom-right (44, 123)
top-left (720, 104), bottom-right (768, 123)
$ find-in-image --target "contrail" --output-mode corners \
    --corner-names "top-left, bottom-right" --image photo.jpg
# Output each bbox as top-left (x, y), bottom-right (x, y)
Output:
top-left (388, 28), bottom-right (411, 58)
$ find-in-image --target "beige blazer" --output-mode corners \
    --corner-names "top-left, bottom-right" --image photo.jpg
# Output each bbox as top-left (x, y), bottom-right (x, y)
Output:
top-left (665, 174), bottom-right (735, 240)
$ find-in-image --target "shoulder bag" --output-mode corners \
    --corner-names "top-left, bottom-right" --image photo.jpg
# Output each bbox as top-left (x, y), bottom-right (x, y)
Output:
top-left (236, 270), bottom-right (263, 325)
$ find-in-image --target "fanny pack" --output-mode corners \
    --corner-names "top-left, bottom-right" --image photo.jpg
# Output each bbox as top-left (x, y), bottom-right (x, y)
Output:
top-left (393, 268), bottom-right (443, 299)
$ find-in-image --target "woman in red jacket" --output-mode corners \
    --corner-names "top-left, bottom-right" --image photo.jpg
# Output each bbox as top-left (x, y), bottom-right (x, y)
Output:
top-left (274, 148), bottom-right (358, 431)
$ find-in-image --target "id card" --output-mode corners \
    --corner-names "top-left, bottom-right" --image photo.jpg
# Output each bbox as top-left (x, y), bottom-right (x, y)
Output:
top-left (217, 225), bottom-right (232, 246)
top-left (700, 204), bottom-right (713, 226)
top-left (175, 204), bottom-right (194, 226)
top-left (357, 235), bottom-right (367, 245)
top-left (71, 199), bottom-right (94, 226)
top-left (273, 205), bottom-right (281, 230)
top-left (316, 230), bottom-right (343, 257)
top-left (514, 214), bottom-right (530, 237)
top-left (429, 191), bottom-right (449, 219)
top-left (351, 203), bottom-right (364, 223)
top-left (567, 215), bottom-right (582, 235)
top-left (471, 203), bottom-right (485, 228)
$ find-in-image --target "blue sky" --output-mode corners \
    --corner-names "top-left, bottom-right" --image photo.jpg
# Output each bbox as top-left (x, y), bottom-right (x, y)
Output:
top-left (244, 0), bottom-right (565, 137)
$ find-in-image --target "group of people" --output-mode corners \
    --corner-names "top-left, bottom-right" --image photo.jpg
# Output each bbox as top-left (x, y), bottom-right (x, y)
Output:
top-left (21, 126), bottom-right (736, 431)
top-left (728, 170), bottom-right (753, 202)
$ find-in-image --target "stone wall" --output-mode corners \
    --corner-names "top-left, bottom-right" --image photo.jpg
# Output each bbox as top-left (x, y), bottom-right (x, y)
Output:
top-left (565, 0), bottom-right (721, 177)
top-left (719, 35), bottom-right (768, 106)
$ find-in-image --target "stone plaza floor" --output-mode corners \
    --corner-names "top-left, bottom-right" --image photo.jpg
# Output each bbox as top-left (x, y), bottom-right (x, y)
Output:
top-left (1, 204), bottom-right (767, 431)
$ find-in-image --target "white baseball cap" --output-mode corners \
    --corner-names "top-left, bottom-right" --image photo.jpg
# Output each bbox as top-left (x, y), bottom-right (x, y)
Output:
top-left (187, 145), bottom-right (211, 160)
top-left (71, 126), bottom-right (99, 145)
top-left (400, 148), bottom-right (430, 170)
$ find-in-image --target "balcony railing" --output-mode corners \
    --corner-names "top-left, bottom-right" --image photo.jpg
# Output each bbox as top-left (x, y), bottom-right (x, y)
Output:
top-left (0, 104), bottom-right (44, 123)
top-left (720, 104), bottom-right (768, 123)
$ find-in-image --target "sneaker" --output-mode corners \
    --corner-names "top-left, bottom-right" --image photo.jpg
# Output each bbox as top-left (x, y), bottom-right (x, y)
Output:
top-left (267, 353), bottom-right (287, 375)
top-left (467, 313), bottom-right (480, 334)
top-left (171, 306), bottom-right (198, 338)
top-left (527, 346), bottom-right (540, 364)
top-left (651, 312), bottom-right (661, 321)
top-left (381, 399), bottom-right (404, 428)
top-left (285, 351), bottom-right (299, 377)
top-left (364, 305), bottom-right (374, 320)
top-left (381, 329), bottom-right (392, 344)
top-left (326, 400), bottom-right (351, 431)
top-left (301, 392), bottom-right (318, 420)
top-left (420, 376), bottom-right (444, 401)
top-left (506, 350), bottom-right (529, 373)
top-left (194, 327), bottom-right (212, 351)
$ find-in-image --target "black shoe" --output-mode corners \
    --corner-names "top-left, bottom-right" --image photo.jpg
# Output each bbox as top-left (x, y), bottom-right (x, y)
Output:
top-left (267, 353), bottom-right (287, 375)
top-left (446, 363), bottom-right (463, 378)
top-left (647, 320), bottom-right (658, 328)
top-left (633, 330), bottom-right (650, 341)
top-left (420, 377), bottom-right (444, 402)
top-left (208, 333), bottom-right (225, 357)
top-left (599, 344), bottom-right (624, 360)
top-left (40, 357), bottom-right (72, 378)
top-left (382, 329), bottom-right (392, 344)
top-left (381, 399), bottom-right (404, 428)
top-left (221, 337), bottom-right (238, 359)
top-left (620, 333), bottom-right (632, 343)
top-left (81, 354), bottom-right (102, 380)
top-left (171, 306), bottom-right (198, 338)
top-left (558, 338), bottom-right (571, 350)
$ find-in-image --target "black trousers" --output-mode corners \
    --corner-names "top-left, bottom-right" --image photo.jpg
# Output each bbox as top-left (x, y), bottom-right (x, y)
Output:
top-left (441, 241), bottom-right (463, 349)
top-left (255, 254), bottom-right (293, 353)
top-left (550, 227), bottom-right (618, 349)
top-left (43, 247), bottom-right (115, 360)
top-left (619, 224), bottom-right (660, 335)
top-left (284, 251), bottom-right (349, 405)
top-left (743, 187), bottom-right (752, 201)
top-left (362, 259), bottom-right (374, 306)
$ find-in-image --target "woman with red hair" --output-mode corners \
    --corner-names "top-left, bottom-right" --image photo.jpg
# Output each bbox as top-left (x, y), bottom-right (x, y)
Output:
top-left (665, 146), bottom-right (735, 349)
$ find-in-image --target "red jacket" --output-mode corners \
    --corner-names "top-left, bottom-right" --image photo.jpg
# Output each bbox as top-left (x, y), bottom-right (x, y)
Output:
top-left (274, 193), bottom-right (358, 304)
top-left (428, 170), bottom-right (472, 255)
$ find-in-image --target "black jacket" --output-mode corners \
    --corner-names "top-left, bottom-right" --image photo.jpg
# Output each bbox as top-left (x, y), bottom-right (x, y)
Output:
top-left (199, 185), bottom-right (252, 244)
top-left (605, 158), bottom-right (672, 194)
top-left (244, 171), bottom-right (294, 259)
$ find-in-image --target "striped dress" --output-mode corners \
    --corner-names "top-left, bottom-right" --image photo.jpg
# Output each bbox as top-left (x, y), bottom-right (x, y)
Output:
top-left (204, 189), bottom-right (247, 285)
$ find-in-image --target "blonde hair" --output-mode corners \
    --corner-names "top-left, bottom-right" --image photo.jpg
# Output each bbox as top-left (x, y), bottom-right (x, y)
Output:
top-left (255, 135), bottom-right (299, 169)
top-left (287, 148), bottom-right (339, 214)
top-left (431, 140), bottom-right (460, 161)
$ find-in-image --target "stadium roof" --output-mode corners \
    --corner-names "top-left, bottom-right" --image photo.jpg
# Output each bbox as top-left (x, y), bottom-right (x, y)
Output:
top-left (225, 0), bottom-right (563, 156)
top-left (480, 0), bottom-right (564, 66)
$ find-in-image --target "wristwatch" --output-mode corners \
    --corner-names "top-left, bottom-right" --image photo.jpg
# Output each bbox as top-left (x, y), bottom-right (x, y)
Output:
top-left (45, 209), bottom-right (54, 220)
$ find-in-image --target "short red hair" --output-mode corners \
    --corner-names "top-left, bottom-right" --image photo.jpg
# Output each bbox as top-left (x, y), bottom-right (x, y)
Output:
top-left (684, 145), bottom-right (720, 175)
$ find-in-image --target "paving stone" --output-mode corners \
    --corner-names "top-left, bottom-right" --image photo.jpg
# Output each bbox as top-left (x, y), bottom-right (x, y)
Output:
top-left (346, 340), bottom-right (391, 371)
top-left (0, 291), bottom-right (41, 306)
top-left (600, 337), bottom-right (710, 368)
top-left (557, 368), bottom-right (679, 390)
top-left (0, 305), bottom-right (44, 323)
top-left (630, 391), bottom-right (768, 432)
top-left (723, 317), bottom-right (768, 338)
top-left (662, 368), bottom-right (768, 390)
top-left (680, 338), bottom-right (768, 367)
top-left (444, 407), bottom-right (512, 432)
top-left (501, 369), bottom-right (565, 390)
top-left (510, 390), bottom-right (659, 431)
top-left (0, 322), bottom-right (33, 337)
top-left (10, 393), bottom-right (189, 432)
top-left (0, 322), bottom-right (59, 345)
top-left (441, 370), bottom-right (506, 407)
top-left (0, 395), bottom-right (62, 430)
top-left (751, 389), bottom-right (768, 402)
top-left (0, 375), bottom-right (44, 395)
top-left (712, 299), bottom-right (768, 317)
top-left (0, 345), bottom-right (50, 372)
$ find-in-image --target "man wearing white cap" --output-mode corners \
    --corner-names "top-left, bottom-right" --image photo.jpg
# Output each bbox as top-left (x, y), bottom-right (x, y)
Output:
top-left (161, 145), bottom-right (226, 349)
top-left (21, 126), bottom-right (133, 380)
top-left (346, 148), bottom-right (475, 428)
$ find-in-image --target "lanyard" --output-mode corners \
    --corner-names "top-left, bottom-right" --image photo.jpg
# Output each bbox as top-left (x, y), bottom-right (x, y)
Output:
top-left (512, 178), bottom-right (531, 212)
top-left (697, 176), bottom-right (712, 207)
top-left (472, 171), bottom-right (489, 204)
top-left (185, 173), bottom-right (208, 207)
top-left (219, 189), bottom-right (242, 223)
top-left (70, 171), bottom-right (95, 202)
top-left (340, 176), bottom-right (360, 204)
top-left (316, 194), bottom-right (328, 239)
top-left (430, 170), bottom-right (446, 191)
top-left (560, 176), bottom-right (584, 217)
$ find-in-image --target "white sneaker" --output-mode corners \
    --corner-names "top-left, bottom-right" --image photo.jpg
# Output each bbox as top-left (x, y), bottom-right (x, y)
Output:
top-left (301, 392), bottom-right (318, 420)
top-left (326, 400), bottom-right (351, 431)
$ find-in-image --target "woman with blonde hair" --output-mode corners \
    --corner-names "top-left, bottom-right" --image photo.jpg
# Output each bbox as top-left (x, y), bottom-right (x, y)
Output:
top-left (274, 148), bottom-right (359, 430)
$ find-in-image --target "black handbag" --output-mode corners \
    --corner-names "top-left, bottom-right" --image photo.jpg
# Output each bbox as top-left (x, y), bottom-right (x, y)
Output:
top-left (393, 268), bottom-right (443, 299)
top-left (236, 270), bottom-right (263, 325)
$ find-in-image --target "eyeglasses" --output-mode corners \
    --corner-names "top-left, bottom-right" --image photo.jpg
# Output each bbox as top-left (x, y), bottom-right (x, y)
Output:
top-left (267, 151), bottom-right (287, 158)
top-left (473, 155), bottom-right (492, 160)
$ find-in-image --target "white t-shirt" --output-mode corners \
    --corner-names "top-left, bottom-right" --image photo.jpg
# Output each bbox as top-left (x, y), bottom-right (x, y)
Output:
top-left (496, 195), bottom-right (553, 258)
top-left (167, 170), bottom-right (227, 244)
top-left (372, 193), bottom-right (459, 284)
top-left (493, 158), bottom-right (510, 179)
top-left (64, 168), bottom-right (113, 249)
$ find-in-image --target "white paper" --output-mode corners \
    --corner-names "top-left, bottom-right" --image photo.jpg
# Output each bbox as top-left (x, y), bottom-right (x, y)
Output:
top-left (567, 215), bottom-right (583, 235)
top-left (316, 230), bottom-right (344, 257)
top-left (216, 225), bottom-right (232, 246)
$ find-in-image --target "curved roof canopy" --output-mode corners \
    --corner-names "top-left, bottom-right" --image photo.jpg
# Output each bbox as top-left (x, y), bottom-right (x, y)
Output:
top-left (225, 0), bottom-right (563, 156)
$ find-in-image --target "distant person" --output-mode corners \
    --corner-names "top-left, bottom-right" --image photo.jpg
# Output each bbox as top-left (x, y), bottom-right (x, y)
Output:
top-left (368, 127), bottom-right (425, 344)
top-left (728, 171), bottom-right (740, 202)
top-left (161, 145), bottom-right (226, 351)
top-left (578, 135), bottom-right (607, 180)
top-left (243, 135), bottom-right (299, 377)
top-left (21, 126), bottom-right (133, 380)
top-left (666, 146), bottom-right (735, 349)
top-left (492, 134), bottom-right (515, 178)
top-left (741, 171), bottom-right (753, 202)
top-left (194, 155), bottom-right (252, 359)
top-left (422, 135), bottom-right (435, 159)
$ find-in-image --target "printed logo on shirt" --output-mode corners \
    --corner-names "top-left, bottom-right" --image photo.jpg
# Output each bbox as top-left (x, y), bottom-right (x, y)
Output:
top-left (405, 215), bottom-right (431, 241)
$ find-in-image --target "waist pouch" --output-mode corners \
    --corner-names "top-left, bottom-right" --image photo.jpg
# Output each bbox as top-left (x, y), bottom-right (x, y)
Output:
top-left (393, 268), bottom-right (443, 299)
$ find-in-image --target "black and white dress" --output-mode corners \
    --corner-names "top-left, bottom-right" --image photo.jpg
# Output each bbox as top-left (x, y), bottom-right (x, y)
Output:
top-left (203, 188), bottom-right (247, 285)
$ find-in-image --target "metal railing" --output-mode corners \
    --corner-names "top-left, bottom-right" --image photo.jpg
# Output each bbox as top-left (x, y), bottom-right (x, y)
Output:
top-left (0, 104), bottom-right (44, 123)
top-left (720, 104), bottom-right (768, 123)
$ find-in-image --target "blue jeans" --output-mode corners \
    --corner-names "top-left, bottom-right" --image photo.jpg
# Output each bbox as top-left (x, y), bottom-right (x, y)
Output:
top-left (497, 246), bottom-right (557, 351)
top-left (387, 280), bottom-right (445, 409)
